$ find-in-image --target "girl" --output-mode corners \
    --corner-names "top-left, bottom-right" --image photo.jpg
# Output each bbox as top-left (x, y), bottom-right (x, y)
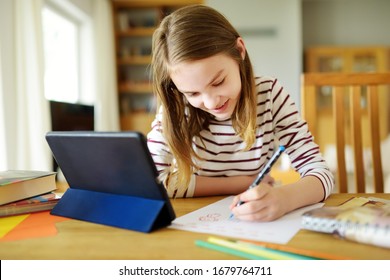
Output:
top-left (147, 4), bottom-right (334, 221)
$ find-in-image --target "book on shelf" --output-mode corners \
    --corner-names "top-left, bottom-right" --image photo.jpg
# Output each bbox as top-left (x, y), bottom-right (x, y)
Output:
top-left (302, 197), bottom-right (390, 249)
top-left (0, 170), bottom-right (57, 205)
top-left (0, 192), bottom-right (62, 217)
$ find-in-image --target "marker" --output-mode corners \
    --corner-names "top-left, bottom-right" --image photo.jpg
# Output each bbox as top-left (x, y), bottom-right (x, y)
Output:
top-left (230, 145), bottom-right (285, 219)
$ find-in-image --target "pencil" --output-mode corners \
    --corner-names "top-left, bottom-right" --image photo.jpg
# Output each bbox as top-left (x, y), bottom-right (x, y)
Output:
top-left (195, 239), bottom-right (268, 260)
top-left (245, 145), bottom-right (286, 191)
top-left (207, 236), bottom-right (315, 260)
top-left (238, 238), bottom-right (349, 260)
top-left (230, 145), bottom-right (285, 218)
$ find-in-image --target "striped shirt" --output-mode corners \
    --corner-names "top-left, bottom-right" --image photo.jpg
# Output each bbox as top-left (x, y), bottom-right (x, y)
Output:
top-left (147, 76), bottom-right (334, 198)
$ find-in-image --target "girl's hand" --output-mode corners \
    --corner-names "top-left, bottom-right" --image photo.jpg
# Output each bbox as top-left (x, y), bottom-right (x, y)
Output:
top-left (229, 182), bottom-right (289, 222)
top-left (259, 174), bottom-right (275, 186)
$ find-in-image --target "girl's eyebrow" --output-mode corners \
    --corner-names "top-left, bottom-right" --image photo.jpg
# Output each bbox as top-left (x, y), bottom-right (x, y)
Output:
top-left (179, 70), bottom-right (224, 94)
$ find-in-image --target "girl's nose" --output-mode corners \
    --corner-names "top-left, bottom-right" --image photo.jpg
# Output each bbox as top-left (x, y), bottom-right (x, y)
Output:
top-left (202, 92), bottom-right (220, 110)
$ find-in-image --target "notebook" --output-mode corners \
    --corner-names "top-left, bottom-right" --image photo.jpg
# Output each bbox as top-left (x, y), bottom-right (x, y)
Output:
top-left (45, 131), bottom-right (176, 232)
top-left (301, 197), bottom-right (390, 248)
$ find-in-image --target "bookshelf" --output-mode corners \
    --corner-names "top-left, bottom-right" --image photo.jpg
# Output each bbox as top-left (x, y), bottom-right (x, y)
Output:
top-left (111, 0), bottom-right (203, 135)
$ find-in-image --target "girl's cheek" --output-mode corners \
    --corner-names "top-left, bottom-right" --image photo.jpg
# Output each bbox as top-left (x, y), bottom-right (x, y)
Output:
top-left (187, 99), bottom-right (202, 109)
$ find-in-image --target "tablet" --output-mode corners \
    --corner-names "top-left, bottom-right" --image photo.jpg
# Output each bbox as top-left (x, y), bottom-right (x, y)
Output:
top-left (45, 131), bottom-right (176, 232)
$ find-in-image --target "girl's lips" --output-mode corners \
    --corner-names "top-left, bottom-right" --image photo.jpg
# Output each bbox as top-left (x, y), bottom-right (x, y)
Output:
top-left (212, 100), bottom-right (229, 113)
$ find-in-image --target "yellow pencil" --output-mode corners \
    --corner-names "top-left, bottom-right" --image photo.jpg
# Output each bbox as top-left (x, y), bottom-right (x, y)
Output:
top-left (207, 236), bottom-right (308, 260)
top-left (238, 238), bottom-right (349, 260)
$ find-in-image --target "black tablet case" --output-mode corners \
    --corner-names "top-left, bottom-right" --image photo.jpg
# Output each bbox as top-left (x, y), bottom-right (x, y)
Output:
top-left (45, 131), bottom-right (175, 232)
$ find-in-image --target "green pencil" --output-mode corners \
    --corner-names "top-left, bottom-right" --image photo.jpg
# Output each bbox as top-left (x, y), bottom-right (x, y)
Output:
top-left (195, 240), bottom-right (270, 260)
top-left (207, 236), bottom-right (315, 260)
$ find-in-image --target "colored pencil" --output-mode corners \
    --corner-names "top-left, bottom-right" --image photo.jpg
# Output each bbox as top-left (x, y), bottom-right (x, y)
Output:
top-left (237, 238), bottom-right (349, 260)
top-left (195, 240), bottom-right (267, 260)
top-left (207, 236), bottom-right (317, 260)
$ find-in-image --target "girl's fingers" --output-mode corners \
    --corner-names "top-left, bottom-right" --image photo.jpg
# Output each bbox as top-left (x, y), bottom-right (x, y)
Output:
top-left (232, 200), bottom-right (267, 216)
top-left (239, 182), bottom-right (272, 201)
top-left (230, 183), bottom-right (272, 211)
top-left (229, 195), bottom-right (241, 210)
top-left (262, 174), bottom-right (275, 186)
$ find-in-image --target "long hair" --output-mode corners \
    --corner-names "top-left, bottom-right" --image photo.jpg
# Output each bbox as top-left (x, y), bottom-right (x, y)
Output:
top-left (151, 4), bottom-right (257, 189)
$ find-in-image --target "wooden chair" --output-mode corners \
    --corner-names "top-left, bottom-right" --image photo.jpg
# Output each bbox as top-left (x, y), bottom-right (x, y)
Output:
top-left (301, 72), bottom-right (390, 193)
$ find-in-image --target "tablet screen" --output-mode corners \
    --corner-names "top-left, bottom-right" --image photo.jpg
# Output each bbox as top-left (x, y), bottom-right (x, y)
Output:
top-left (46, 131), bottom-right (174, 215)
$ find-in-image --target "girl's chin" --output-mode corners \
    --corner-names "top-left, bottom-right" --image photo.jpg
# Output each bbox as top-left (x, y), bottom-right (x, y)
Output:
top-left (211, 113), bottom-right (232, 121)
top-left (208, 100), bottom-right (234, 120)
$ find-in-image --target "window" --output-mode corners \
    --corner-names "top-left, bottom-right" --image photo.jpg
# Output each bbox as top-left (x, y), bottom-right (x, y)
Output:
top-left (42, 1), bottom-right (94, 104)
top-left (42, 6), bottom-right (79, 103)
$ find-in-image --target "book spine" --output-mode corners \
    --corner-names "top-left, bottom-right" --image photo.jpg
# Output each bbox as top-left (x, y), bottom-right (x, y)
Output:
top-left (0, 200), bottom-right (59, 217)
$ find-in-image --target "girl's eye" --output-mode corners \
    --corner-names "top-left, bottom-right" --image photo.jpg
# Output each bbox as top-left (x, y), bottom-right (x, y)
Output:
top-left (213, 78), bottom-right (225, 87)
top-left (185, 92), bottom-right (199, 97)
top-left (174, 88), bottom-right (198, 97)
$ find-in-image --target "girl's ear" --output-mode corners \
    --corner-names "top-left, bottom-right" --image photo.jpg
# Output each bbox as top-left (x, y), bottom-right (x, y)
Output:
top-left (236, 37), bottom-right (246, 60)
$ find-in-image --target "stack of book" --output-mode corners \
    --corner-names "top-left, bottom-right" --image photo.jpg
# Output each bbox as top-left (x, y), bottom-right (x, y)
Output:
top-left (0, 170), bottom-right (59, 217)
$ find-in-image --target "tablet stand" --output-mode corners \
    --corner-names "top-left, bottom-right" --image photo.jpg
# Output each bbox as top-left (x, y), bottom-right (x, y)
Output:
top-left (51, 188), bottom-right (173, 233)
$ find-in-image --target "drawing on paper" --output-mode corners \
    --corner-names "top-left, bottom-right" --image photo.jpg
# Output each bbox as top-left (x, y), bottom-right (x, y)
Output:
top-left (169, 196), bottom-right (323, 244)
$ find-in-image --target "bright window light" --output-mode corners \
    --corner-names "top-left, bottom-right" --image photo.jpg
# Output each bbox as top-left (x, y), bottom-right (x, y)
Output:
top-left (42, 6), bottom-right (79, 103)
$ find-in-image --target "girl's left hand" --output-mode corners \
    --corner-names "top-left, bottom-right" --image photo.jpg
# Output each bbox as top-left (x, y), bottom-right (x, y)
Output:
top-left (229, 183), bottom-right (289, 221)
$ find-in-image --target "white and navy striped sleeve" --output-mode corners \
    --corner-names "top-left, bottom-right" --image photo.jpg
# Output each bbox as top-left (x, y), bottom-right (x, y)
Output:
top-left (262, 77), bottom-right (334, 199)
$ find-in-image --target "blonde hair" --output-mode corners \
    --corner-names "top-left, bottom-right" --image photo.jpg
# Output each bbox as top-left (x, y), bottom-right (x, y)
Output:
top-left (151, 4), bottom-right (257, 190)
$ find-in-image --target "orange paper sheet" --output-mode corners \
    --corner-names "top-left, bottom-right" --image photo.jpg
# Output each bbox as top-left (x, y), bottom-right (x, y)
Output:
top-left (0, 211), bottom-right (68, 241)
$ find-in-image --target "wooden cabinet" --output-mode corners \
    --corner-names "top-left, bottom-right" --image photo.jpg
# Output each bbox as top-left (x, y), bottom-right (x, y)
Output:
top-left (111, 0), bottom-right (202, 135)
top-left (304, 46), bottom-right (390, 151)
top-left (305, 47), bottom-right (390, 73)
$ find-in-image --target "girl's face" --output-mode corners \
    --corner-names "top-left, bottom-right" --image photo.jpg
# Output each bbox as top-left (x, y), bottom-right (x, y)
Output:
top-left (170, 38), bottom-right (246, 121)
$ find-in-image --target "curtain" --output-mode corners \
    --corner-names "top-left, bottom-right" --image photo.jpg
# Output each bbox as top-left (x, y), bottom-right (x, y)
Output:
top-left (12, 0), bottom-right (52, 170)
top-left (0, 0), bottom-right (119, 171)
top-left (0, 41), bottom-right (7, 170)
top-left (92, 0), bottom-right (120, 131)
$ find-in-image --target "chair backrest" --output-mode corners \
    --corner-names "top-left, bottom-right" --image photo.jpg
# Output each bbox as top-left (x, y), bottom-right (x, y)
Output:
top-left (301, 72), bottom-right (390, 193)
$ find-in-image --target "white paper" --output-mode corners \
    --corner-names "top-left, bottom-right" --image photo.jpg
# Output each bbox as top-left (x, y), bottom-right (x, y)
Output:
top-left (169, 196), bottom-right (323, 244)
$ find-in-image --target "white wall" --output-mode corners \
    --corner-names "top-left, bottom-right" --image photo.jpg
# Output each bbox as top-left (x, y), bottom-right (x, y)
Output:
top-left (303, 0), bottom-right (390, 47)
top-left (206, 0), bottom-right (302, 106)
